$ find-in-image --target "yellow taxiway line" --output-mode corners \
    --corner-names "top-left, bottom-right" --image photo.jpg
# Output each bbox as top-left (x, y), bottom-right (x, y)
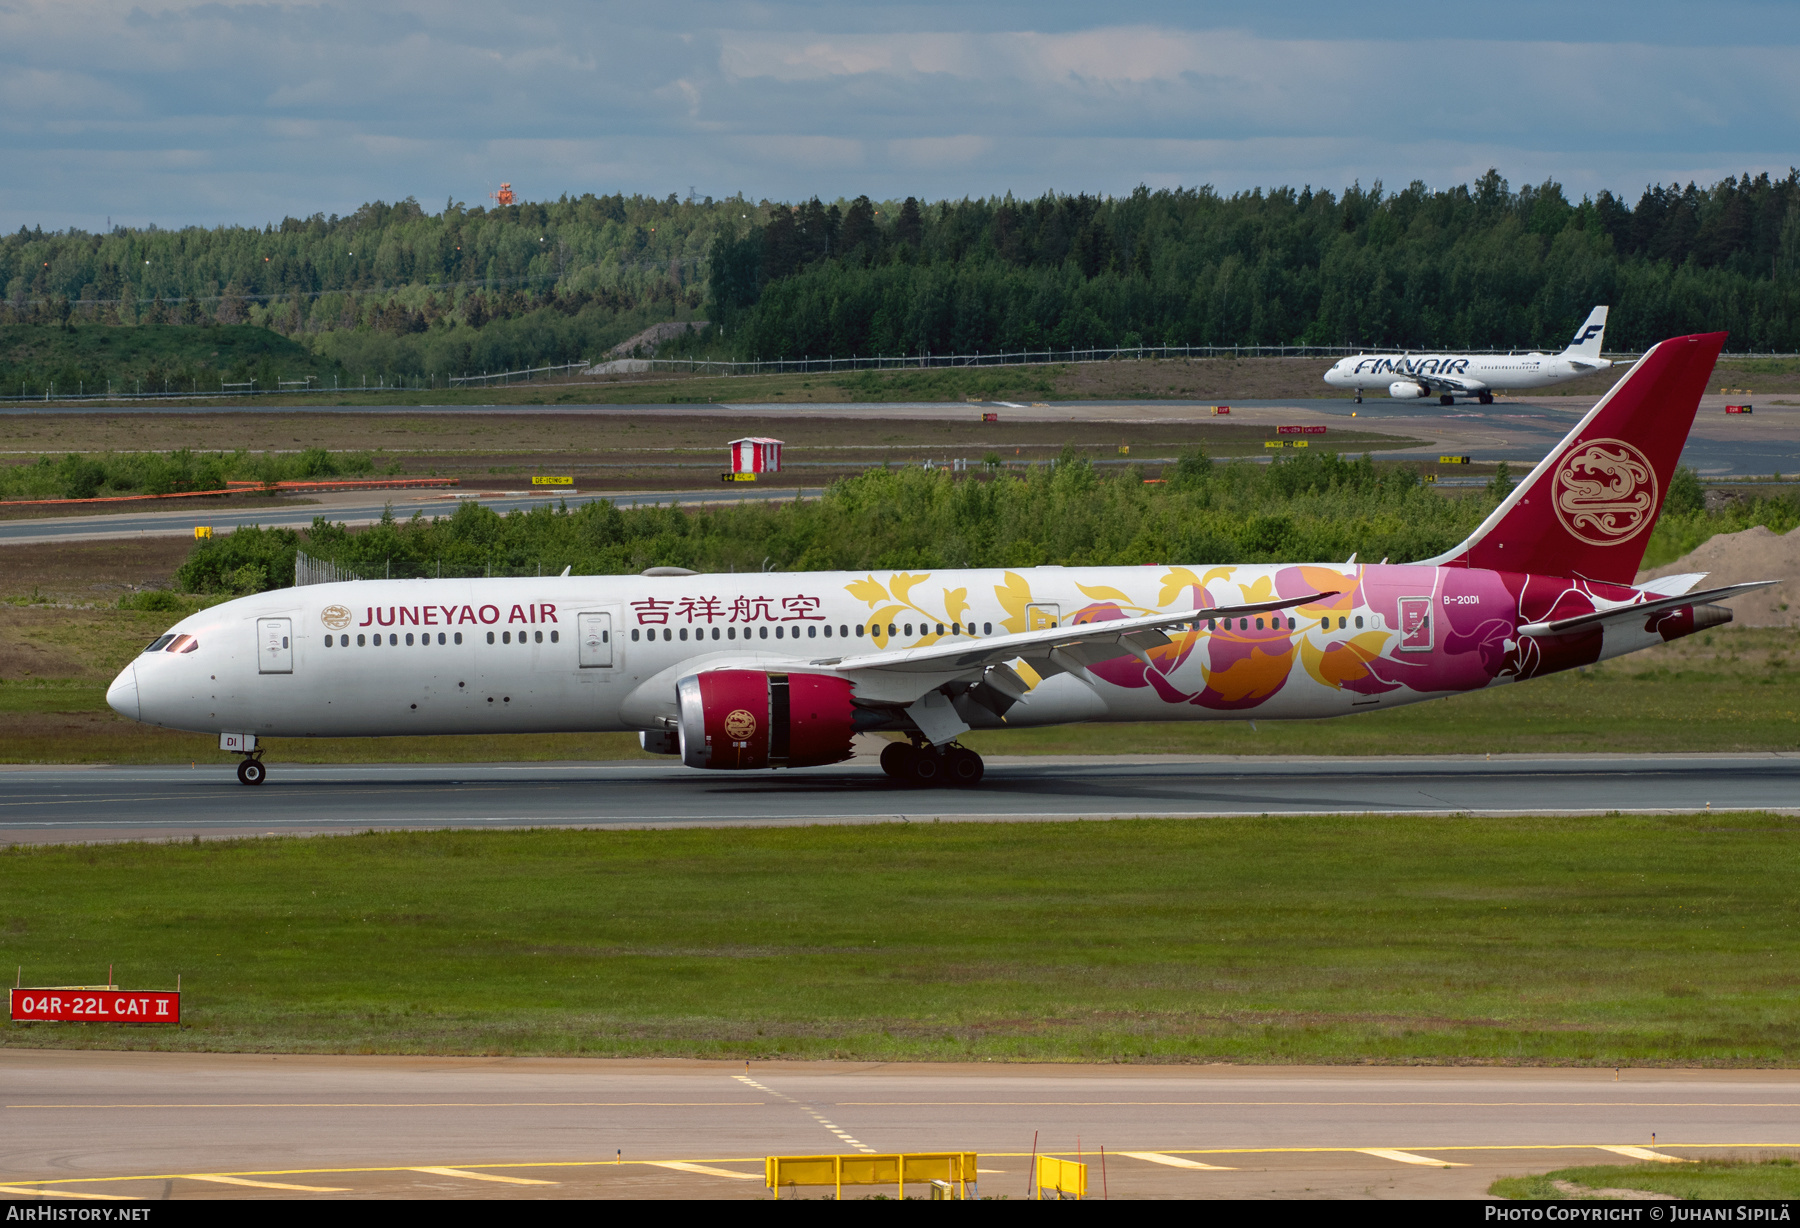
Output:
top-left (2, 1143), bottom-right (1791, 1190)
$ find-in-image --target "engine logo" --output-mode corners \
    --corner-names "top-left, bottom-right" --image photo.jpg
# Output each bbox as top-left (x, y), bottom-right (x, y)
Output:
top-left (723, 709), bottom-right (758, 741)
top-left (320, 604), bottom-right (352, 630)
top-left (1551, 438), bottom-right (1658, 546)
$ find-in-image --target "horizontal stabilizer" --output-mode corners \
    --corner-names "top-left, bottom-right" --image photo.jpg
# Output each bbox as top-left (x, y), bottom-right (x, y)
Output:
top-left (1636, 572), bottom-right (1709, 597)
top-left (1517, 581), bottom-right (1775, 638)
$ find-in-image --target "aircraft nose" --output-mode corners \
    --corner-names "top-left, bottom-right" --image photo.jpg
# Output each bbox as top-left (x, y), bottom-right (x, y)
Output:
top-left (107, 664), bottom-right (140, 721)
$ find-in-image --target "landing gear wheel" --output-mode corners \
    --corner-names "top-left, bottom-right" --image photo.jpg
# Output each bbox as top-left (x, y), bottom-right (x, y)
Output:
top-left (908, 749), bottom-right (944, 786)
top-left (945, 747), bottom-right (985, 787)
top-left (880, 742), bottom-right (917, 781)
top-left (1353, 394), bottom-right (1363, 404)
top-left (1439, 393), bottom-right (1455, 406)
top-left (236, 757), bottom-right (266, 786)
top-left (1478, 392), bottom-right (1493, 405)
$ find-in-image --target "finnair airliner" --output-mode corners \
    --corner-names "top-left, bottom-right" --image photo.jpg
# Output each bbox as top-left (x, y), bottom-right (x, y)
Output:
top-left (1323, 306), bottom-right (1613, 404)
top-left (110, 329), bottom-right (1767, 788)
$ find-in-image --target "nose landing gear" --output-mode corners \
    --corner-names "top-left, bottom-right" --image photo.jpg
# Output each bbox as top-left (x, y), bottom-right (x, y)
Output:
top-left (880, 740), bottom-right (985, 787)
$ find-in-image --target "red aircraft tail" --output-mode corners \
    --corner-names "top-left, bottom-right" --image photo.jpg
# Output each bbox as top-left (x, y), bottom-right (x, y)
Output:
top-left (1421, 331), bottom-right (1726, 585)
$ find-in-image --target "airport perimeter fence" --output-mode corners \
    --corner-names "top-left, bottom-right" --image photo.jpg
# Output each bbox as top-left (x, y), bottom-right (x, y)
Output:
top-left (9, 344), bottom-right (1796, 404)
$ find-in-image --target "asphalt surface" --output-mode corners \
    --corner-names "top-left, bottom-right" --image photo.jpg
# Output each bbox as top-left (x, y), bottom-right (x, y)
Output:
top-left (1, 754), bottom-right (1793, 843)
top-left (1, 1053), bottom-right (1795, 1200)
top-left (0, 485), bottom-right (818, 544)
top-left (4, 392), bottom-right (1792, 544)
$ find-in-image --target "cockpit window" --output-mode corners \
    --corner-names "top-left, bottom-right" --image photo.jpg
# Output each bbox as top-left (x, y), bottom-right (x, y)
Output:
top-left (144, 635), bottom-right (176, 653)
top-left (179, 638), bottom-right (199, 653)
top-left (166, 634), bottom-right (196, 653)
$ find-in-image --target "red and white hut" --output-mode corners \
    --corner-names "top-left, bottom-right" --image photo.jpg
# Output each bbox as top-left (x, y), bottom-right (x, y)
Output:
top-left (728, 437), bottom-right (783, 474)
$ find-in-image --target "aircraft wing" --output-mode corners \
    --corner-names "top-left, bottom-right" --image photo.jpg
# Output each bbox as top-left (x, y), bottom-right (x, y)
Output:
top-left (1517, 581), bottom-right (1776, 638)
top-left (811, 589), bottom-right (1339, 703)
top-left (1410, 372), bottom-right (1489, 394)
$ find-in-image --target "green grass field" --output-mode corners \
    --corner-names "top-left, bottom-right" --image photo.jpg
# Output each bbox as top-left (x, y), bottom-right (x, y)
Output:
top-left (3, 813), bottom-right (1800, 1062)
top-left (1492, 1157), bottom-right (1800, 1200)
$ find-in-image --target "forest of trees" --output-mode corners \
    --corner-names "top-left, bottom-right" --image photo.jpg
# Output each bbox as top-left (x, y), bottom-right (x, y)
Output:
top-left (4, 169), bottom-right (1798, 393)
top-left (711, 171), bottom-right (1800, 358)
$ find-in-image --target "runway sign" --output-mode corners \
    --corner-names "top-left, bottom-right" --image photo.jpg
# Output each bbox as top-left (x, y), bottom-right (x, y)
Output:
top-left (981, 412), bottom-right (998, 422)
top-left (1264, 440), bottom-right (1310, 448)
top-left (1439, 455), bottom-right (1472, 464)
top-left (721, 472), bottom-right (758, 482)
top-left (1276, 425), bottom-right (1328, 435)
top-left (12, 988), bottom-right (181, 1024)
top-left (1725, 404), bottom-right (1753, 414)
top-left (532, 476), bottom-right (574, 485)
top-left (1210, 405), bottom-right (1231, 415)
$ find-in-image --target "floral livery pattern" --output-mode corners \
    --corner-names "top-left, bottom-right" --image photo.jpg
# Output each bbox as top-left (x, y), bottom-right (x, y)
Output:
top-left (1014, 563), bottom-right (1659, 712)
top-left (844, 572), bottom-right (969, 649)
top-left (841, 564), bottom-right (1688, 717)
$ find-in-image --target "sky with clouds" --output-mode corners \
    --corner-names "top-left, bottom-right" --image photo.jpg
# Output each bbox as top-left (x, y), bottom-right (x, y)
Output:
top-left (5, 0), bottom-right (1798, 232)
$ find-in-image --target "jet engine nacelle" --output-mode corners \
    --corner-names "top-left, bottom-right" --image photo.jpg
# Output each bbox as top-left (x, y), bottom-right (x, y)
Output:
top-left (675, 669), bottom-right (856, 770)
top-left (1388, 380), bottom-right (1427, 399)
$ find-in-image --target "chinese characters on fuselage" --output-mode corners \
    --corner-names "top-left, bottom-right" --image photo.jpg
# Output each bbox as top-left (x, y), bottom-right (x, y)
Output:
top-left (631, 595), bottom-right (824, 625)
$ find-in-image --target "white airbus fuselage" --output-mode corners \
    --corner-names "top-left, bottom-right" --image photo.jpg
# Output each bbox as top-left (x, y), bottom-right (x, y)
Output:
top-left (1322, 350), bottom-right (1612, 401)
top-left (1324, 306), bottom-right (1613, 402)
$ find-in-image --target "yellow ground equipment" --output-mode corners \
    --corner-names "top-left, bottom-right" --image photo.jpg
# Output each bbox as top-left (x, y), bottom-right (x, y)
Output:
top-left (1035, 1154), bottom-right (1088, 1200)
top-left (765, 1152), bottom-right (977, 1200)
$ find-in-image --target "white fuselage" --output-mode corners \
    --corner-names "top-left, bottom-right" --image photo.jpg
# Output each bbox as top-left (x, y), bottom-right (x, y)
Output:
top-left (108, 564), bottom-right (1669, 744)
top-left (1323, 351), bottom-right (1608, 397)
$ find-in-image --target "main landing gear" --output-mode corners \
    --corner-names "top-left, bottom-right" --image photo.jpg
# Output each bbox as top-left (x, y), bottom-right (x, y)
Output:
top-left (235, 754), bottom-right (266, 786)
top-left (880, 740), bottom-right (985, 787)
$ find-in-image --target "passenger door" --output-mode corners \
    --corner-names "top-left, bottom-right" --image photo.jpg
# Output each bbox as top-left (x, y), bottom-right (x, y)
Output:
top-left (257, 618), bottom-right (293, 674)
top-left (578, 612), bottom-right (615, 668)
top-left (1397, 598), bottom-right (1433, 652)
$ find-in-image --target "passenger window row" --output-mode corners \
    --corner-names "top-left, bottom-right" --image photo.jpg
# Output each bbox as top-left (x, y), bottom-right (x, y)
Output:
top-left (1191, 615), bottom-right (1366, 633)
top-left (326, 630), bottom-right (561, 647)
top-left (628, 621), bottom-right (999, 643)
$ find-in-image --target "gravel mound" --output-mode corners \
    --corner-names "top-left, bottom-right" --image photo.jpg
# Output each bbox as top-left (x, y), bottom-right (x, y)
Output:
top-left (1637, 524), bottom-right (1800, 626)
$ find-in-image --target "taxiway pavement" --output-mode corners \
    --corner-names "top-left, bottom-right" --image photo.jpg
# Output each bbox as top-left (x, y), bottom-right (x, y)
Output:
top-left (1, 1052), bottom-right (1795, 1200)
top-left (5, 394), bottom-right (1792, 545)
top-left (0, 753), bottom-right (1792, 844)
top-left (0, 485), bottom-right (816, 545)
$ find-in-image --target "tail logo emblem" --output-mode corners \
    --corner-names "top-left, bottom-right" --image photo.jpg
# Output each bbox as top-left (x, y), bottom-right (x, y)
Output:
top-left (724, 709), bottom-right (758, 740)
top-left (1552, 438), bottom-right (1657, 546)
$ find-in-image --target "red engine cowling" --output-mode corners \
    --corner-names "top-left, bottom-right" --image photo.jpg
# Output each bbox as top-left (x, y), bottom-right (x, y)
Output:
top-left (675, 670), bottom-right (856, 770)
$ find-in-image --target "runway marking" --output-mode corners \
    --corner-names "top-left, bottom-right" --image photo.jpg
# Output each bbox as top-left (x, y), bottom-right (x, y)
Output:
top-left (0, 1184), bottom-right (136, 1200)
top-left (736, 1073), bottom-right (878, 1154)
top-left (645, 1162), bottom-right (759, 1180)
top-left (1598, 1146), bottom-right (1693, 1164)
top-left (1358, 1149), bottom-right (1467, 1167)
top-left (7, 1101), bottom-right (764, 1110)
top-left (835, 1101), bottom-right (1800, 1109)
top-left (4, 1145), bottom-right (1791, 1190)
top-left (1118, 1151), bottom-right (1236, 1171)
top-left (410, 1166), bottom-right (558, 1186)
top-left (183, 1174), bottom-right (351, 1191)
